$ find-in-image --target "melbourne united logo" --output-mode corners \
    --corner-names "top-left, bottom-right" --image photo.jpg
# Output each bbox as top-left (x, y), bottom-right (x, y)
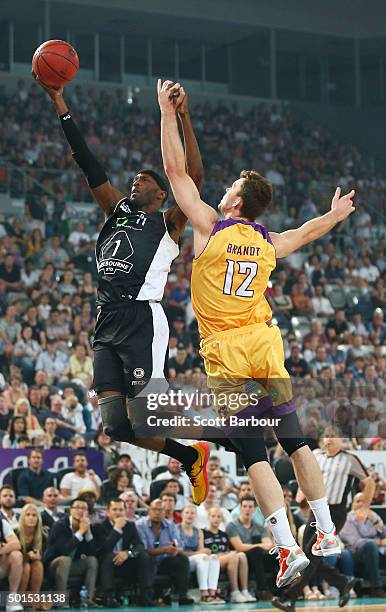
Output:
top-left (97, 231), bottom-right (134, 276)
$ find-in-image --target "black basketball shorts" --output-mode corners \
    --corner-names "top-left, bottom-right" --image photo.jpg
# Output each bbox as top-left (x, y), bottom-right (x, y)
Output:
top-left (93, 301), bottom-right (169, 398)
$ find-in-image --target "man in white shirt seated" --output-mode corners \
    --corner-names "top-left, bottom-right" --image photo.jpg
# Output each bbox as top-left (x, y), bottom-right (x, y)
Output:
top-left (358, 256), bottom-right (380, 283)
top-left (154, 457), bottom-right (191, 501)
top-left (0, 485), bottom-right (20, 530)
top-left (68, 222), bottom-right (90, 253)
top-left (348, 313), bottom-right (369, 338)
top-left (0, 513), bottom-right (23, 612)
top-left (311, 285), bottom-right (334, 317)
top-left (60, 452), bottom-right (102, 500)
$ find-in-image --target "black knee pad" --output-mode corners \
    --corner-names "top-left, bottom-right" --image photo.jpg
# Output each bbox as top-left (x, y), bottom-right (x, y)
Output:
top-left (229, 437), bottom-right (268, 471)
top-left (274, 411), bottom-right (309, 456)
top-left (98, 395), bottom-right (135, 442)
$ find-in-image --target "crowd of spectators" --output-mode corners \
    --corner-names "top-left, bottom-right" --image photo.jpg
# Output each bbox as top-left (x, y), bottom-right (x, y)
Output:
top-left (0, 446), bottom-right (385, 609)
top-left (0, 79), bottom-right (386, 605)
top-left (2, 80), bottom-right (386, 218)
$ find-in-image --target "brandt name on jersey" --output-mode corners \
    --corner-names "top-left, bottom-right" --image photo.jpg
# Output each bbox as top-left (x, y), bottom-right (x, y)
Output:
top-left (95, 198), bottom-right (178, 305)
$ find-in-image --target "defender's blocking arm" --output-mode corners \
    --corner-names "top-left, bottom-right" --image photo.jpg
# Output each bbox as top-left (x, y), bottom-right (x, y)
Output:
top-left (270, 187), bottom-right (355, 258)
top-left (158, 80), bottom-right (217, 239)
top-left (165, 86), bottom-right (204, 234)
top-left (178, 95), bottom-right (204, 191)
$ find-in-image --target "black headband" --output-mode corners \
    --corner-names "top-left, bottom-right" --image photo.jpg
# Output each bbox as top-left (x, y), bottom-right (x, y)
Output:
top-left (132, 169), bottom-right (169, 201)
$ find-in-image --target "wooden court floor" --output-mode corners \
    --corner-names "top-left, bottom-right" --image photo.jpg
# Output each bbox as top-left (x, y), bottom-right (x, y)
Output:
top-left (195, 603), bottom-right (386, 612)
top-left (129, 599), bottom-right (386, 611)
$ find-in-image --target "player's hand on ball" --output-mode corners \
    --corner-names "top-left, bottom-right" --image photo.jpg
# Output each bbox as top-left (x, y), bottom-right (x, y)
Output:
top-left (161, 80), bottom-right (182, 101)
top-left (158, 79), bottom-right (181, 113)
top-left (176, 87), bottom-right (189, 116)
top-left (31, 68), bottom-right (64, 99)
top-left (331, 186), bottom-right (355, 221)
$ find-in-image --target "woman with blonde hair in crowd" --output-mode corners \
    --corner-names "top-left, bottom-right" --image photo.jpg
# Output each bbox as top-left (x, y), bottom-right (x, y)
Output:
top-left (14, 398), bottom-right (43, 437)
top-left (16, 504), bottom-right (48, 607)
top-left (203, 506), bottom-right (253, 603)
top-left (178, 504), bottom-right (224, 604)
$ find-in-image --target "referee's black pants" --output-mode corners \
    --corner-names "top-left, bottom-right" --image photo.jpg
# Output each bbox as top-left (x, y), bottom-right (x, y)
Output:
top-left (284, 504), bottom-right (348, 600)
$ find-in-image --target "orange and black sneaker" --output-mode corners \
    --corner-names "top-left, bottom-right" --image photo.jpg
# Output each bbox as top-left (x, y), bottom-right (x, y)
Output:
top-left (270, 545), bottom-right (310, 588)
top-left (185, 441), bottom-right (210, 505)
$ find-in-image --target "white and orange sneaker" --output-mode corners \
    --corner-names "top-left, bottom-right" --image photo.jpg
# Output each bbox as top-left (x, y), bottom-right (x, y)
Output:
top-left (311, 523), bottom-right (341, 557)
top-left (270, 545), bottom-right (310, 588)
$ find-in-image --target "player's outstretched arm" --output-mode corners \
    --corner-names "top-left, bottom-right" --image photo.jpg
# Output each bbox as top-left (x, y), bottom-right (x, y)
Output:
top-left (158, 80), bottom-right (217, 250)
top-left (162, 83), bottom-right (204, 236)
top-left (177, 91), bottom-right (204, 192)
top-left (32, 72), bottom-right (125, 218)
top-left (165, 89), bottom-right (205, 236)
top-left (270, 187), bottom-right (355, 258)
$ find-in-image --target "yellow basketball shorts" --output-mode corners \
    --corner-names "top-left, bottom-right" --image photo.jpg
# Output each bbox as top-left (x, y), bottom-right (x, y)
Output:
top-left (199, 321), bottom-right (294, 417)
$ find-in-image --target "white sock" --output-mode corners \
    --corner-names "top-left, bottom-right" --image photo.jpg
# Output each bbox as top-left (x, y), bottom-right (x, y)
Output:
top-left (266, 506), bottom-right (297, 547)
top-left (231, 591), bottom-right (241, 596)
top-left (308, 497), bottom-right (334, 533)
top-left (241, 590), bottom-right (250, 595)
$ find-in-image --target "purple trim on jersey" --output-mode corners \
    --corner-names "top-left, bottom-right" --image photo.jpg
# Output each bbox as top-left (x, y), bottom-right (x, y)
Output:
top-left (271, 399), bottom-right (296, 417)
top-left (222, 396), bottom-right (271, 433)
top-left (222, 396), bottom-right (295, 433)
top-left (211, 219), bottom-right (272, 244)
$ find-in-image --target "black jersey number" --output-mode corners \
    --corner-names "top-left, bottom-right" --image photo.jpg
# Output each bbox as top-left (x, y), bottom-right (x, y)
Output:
top-left (223, 259), bottom-right (258, 298)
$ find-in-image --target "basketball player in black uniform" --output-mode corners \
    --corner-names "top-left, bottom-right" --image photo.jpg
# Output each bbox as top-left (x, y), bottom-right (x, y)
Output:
top-left (34, 73), bottom-right (210, 504)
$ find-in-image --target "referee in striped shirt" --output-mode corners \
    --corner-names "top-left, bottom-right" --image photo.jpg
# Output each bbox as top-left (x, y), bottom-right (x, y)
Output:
top-left (273, 426), bottom-right (375, 612)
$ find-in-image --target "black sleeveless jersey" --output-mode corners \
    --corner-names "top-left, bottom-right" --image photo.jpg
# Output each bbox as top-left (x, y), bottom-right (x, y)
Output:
top-left (95, 198), bottom-right (179, 306)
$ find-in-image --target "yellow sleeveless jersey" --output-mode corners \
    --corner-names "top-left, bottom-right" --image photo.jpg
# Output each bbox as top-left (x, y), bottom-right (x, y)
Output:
top-left (191, 218), bottom-right (276, 339)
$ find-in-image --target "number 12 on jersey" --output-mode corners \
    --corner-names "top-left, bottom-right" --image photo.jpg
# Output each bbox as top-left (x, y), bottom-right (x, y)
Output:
top-left (223, 259), bottom-right (258, 297)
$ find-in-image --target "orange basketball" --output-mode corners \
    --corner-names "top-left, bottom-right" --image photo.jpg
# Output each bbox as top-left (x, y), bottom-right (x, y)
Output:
top-left (32, 40), bottom-right (79, 89)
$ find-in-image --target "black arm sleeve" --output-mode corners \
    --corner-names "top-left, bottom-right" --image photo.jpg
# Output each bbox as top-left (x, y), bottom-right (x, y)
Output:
top-left (60, 112), bottom-right (108, 188)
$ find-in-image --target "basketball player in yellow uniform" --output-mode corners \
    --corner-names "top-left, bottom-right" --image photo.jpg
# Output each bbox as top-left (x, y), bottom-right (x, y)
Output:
top-left (158, 80), bottom-right (356, 588)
